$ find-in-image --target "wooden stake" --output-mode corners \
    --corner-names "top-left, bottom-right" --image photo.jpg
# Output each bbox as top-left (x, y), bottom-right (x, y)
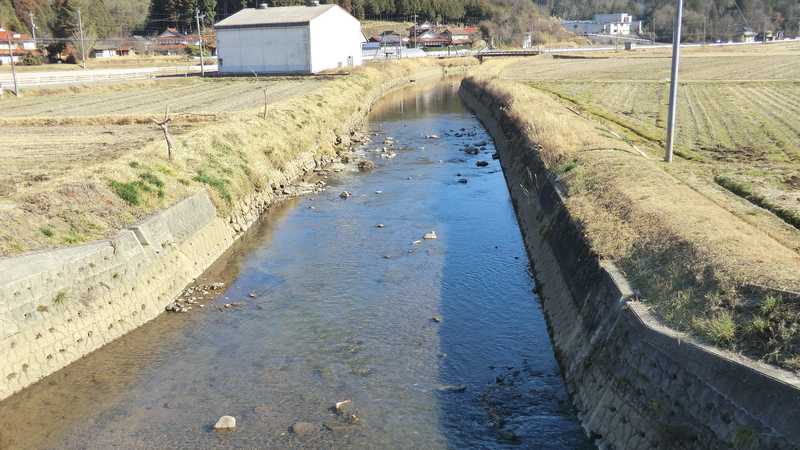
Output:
top-left (263, 88), bottom-right (268, 120)
top-left (152, 105), bottom-right (175, 160)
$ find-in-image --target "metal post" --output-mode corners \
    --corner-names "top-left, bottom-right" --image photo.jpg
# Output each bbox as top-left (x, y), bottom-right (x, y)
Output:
top-left (196, 8), bottom-right (205, 76)
top-left (7, 34), bottom-right (19, 96)
top-left (665, 0), bottom-right (684, 163)
top-left (77, 8), bottom-right (87, 69)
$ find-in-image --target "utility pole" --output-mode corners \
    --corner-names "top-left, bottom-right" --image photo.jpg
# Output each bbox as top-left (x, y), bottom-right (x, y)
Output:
top-left (413, 13), bottom-right (417, 48)
top-left (6, 33), bottom-right (19, 96)
top-left (77, 8), bottom-right (87, 69)
top-left (196, 8), bottom-right (206, 76)
top-left (28, 11), bottom-right (37, 46)
top-left (664, 0), bottom-right (684, 163)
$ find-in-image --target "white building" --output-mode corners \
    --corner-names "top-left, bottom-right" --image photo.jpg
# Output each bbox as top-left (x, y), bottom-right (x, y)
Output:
top-left (562, 13), bottom-right (643, 36)
top-left (0, 28), bottom-right (37, 64)
top-left (214, 3), bottom-right (363, 74)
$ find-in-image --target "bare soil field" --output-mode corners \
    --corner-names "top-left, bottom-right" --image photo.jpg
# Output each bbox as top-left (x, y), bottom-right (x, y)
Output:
top-left (477, 43), bottom-right (800, 370)
top-left (0, 77), bottom-right (323, 206)
top-left (505, 42), bottom-right (800, 81)
top-left (1, 77), bottom-right (321, 117)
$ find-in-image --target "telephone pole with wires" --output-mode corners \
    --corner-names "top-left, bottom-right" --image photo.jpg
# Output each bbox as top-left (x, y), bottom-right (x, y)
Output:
top-left (664, 0), bottom-right (684, 163)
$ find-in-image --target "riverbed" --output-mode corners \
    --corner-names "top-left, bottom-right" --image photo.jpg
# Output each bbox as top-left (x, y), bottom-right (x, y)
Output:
top-left (0, 80), bottom-right (592, 449)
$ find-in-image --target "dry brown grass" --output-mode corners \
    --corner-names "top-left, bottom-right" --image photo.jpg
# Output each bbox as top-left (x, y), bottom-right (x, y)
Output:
top-left (0, 59), bottom-right (458, 258)
top-left (469, 53), bottom-right (800, 370)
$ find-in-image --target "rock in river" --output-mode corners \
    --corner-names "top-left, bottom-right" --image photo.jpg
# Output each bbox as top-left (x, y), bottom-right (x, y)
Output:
top-left (437, 384), bottom-right (467, 393)
top-left (358, 160), bottom-right (375, 172)
top-left (290, 422), bottom-right (319, 435)
top-left (214, 415), bottom-right (236, 430)
top-left (476, 160), bottom-right (489, 167)
top-left (339, 191), bottom-right (352, 199)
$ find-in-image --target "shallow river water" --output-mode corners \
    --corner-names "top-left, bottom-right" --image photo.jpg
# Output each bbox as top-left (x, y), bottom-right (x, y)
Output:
top-left (0, 80), bottom-right (592, 449)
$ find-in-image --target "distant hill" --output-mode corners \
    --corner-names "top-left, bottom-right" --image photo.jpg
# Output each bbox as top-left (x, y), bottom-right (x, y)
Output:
top-left (2, 0), bottom-right (794, 44)
top-left (536, 0), bottom-right (799, 41)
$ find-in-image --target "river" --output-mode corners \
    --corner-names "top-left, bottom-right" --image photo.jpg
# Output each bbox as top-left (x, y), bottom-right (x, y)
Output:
top-left (0, 79), bottom-right (592, 450)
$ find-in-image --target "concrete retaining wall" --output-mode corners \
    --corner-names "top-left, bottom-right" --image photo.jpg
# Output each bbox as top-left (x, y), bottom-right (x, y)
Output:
top-left (460, 78), bottom-right (800, 450)
top-left (0, 67), bottom-right (435, 402)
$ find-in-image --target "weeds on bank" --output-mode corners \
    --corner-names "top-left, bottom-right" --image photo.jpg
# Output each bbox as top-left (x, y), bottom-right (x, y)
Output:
top-left (53, 291), bottom-right (68, 305)
top-left (110, 168), bottom-right (166, 206)
top-left (193, 171), bottom-right (231, 203)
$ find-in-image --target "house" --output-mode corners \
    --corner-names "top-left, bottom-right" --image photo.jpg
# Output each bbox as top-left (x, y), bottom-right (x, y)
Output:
top-left (152, 28), bottom-right (190, 55)
top-left (562, 13), bottom-right (643, 36)
top-left (441, 27), bottom-right (479, 46)
top-left (415, 30), bottom-right (449, 47)
top-left (214, 3), bottom-right (363, 74)
top-left (0, 28), bottom-right (38, 64)
top-left (91, 39), bottom-right (132, 58)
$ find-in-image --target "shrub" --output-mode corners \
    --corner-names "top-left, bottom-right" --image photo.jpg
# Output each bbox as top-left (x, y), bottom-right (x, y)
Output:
top-left (21, 52), bottom-right (44, 66)
top-left (110, 180), bottom-right (141, 206)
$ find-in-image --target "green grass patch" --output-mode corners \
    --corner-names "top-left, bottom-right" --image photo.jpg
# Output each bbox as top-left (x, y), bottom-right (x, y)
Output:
top-left (39, 226), bottom-right (54, 238)
top-left (110, 180), bottom-right (142, 206)
top-left (53, 291), bottom-right (68, 305)
top-left (692, 311), bottom-right (736, 345)
top-left (193, 171), bottom-right (232, 203)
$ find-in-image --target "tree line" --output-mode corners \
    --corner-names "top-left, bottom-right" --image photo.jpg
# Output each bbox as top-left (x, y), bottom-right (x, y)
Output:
top-left (536, 0), bottom-right (800, 41)
top-left (1, 0), bottom-right (797, 43)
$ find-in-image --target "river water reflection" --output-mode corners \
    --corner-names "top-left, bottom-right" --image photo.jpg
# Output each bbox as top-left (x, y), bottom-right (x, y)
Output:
top-left (0, 79), bottom-right (592, 449)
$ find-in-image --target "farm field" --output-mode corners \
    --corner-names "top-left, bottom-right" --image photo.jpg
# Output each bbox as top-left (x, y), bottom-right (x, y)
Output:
top-left (0, 77), bottom-right (323, 199)
top-left (488, 43), bottom-right (800, 369)
top-left (1, 77), bottom-right (322, 117)
top-left (505, 41), bottom-right (800, 81)
top-left (503, 45), bottom-right (800, 229)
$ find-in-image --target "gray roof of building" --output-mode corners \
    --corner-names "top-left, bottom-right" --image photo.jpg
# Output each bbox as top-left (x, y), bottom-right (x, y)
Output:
top-left (215, 5), bottom-right (337, 29)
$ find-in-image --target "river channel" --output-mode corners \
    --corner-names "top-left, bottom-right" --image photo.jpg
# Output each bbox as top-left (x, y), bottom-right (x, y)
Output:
top-left (0, 80), bottom-right (592, 449)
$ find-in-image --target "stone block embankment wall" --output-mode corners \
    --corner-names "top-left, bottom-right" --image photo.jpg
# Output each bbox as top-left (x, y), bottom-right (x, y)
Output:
top-left (0, 66), bottom-right (441, 402)
top-left (460, 78), bottom-right (800, 450)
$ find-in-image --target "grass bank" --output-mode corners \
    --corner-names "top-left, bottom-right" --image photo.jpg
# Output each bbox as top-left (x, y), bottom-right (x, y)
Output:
top-left (467, 57), bottom-right (800, 372)
top-left (0, 58), bottom-right (472, 257)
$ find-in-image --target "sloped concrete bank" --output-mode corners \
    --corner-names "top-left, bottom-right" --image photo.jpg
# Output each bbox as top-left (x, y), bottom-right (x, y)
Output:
top-left (0, 67), bottom-right (445, 402)
top-left (460, 78), bottom-right (800, 449)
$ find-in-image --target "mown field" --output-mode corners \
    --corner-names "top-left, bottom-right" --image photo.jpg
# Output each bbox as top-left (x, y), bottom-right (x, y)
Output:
top-left (0, 77), bottom-right (323, 200)
top-left (492, 43), bottom-right (800, 370)
top-left (1, 78), bottom-right (321, 117)
top-left (505, 44), bottom-right (800, 229)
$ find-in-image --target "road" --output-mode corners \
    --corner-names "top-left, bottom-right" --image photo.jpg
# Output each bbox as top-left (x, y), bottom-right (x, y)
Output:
top-left (0, 64), bottom-right (219, 90)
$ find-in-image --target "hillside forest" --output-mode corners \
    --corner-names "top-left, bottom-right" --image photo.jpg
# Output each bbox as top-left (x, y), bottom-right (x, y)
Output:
top-left (0, 0), bottom-right (797, 44)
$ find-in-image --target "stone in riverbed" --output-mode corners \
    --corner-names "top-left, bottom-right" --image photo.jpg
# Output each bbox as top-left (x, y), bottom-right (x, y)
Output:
top-left (476, 160), bottom-right (489, 167)
top-left (458, 178), bottom-right (468, 184)
top-left (290, 422), bottom-right (319, 435)
top-left (339, 191), bottom-right (351, 199)
top-left (437, 384), bottom-right (467, 393)
top-left (334, 400), bottom-right (353, 415)
top-left (214, 415), bottom-right (236, 430)
top-left (357, 160), bottom-right (375, 172)
top-left (464, 146), bottom-right (480, 155)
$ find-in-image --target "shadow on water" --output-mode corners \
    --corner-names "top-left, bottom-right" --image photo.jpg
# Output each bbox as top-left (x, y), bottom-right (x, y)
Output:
top-left (369, 80), bottom-right (593, 449)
